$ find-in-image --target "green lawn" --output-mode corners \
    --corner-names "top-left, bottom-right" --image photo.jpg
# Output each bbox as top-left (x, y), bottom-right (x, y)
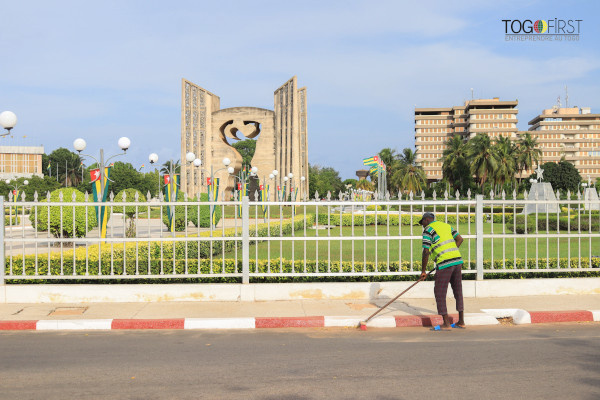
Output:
top-left (224, 220), bottom-right (600, 267)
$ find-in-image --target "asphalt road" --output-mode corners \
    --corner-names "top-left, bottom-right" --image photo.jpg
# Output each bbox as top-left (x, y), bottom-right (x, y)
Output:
top-left (1, 324), bottom-right (599, 400)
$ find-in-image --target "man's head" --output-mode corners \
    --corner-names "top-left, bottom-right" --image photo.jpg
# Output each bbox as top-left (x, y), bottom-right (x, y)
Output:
top-left (419, 212), bottom-right (435, 228)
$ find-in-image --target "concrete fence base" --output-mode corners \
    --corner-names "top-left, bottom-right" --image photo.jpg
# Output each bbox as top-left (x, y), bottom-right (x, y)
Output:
top-left (0, 278), bottom-right (599, 303)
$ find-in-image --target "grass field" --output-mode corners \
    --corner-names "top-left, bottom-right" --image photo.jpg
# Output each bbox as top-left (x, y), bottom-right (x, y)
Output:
top-left (223, 221), bottom-right (600, 266)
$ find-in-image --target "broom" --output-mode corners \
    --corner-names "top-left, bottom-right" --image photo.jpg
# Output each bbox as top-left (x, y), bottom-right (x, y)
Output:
top-left (359, 269), bottom-right (434, 331)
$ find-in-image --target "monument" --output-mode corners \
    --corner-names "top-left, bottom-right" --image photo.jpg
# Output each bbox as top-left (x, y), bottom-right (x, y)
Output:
top-left (180, 77), bottom-right (309, 200)
top-left (522, 166), bottom-right (559, 214)
top-left (583, 177), bottom-right (600, 210)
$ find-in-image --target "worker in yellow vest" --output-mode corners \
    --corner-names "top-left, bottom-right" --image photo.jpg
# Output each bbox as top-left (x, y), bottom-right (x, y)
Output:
top-left (419, 212), bottom-right (466, 331)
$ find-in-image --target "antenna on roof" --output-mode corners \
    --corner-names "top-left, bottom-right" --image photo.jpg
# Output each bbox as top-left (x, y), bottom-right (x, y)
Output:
top-left (556, 95), bottom-right (561, 108)
top-left (565, 85), bottom-right (569, 108)
top-left (470, 88), bottom-right (474, 100)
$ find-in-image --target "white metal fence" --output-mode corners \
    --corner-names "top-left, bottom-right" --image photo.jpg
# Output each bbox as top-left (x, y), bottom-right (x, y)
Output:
top-left (1, 190), bottom-right (599, 283)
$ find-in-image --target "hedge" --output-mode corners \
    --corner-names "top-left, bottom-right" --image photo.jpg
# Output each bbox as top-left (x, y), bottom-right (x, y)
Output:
top-left (506, 214), bottom-right (600, 233)
top-left (317, 213), bottom-right (475, 227)
top-left (5, 255), bottom-right (598, 283)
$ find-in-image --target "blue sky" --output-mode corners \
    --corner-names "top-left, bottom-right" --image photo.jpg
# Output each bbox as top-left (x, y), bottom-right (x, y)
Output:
top-left (1, 0), bottom-right (598, 179)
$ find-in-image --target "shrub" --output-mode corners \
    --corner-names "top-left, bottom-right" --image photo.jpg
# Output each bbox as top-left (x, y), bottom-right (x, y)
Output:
top-left (188, 193), bottom-right (222, 228)
top-left (162, 192), bottom-right (222, 231)
top-left (29, 188), bottom-right (97, 238)
top-left (114, 188), bottom-right (148, 218)
top-left (4, 215), bottom-right (20, 225)
top-left (115, 188), bottom-right (148, 238)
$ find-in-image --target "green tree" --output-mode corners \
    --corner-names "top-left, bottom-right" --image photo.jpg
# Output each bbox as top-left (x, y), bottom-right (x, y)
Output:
top-left (529, 161), bottom-right (581, 193)
top-left (392, 148), bottom-right (426, 195)
top-left (356, 179), bottom-right (374, 191)
top-left (467, 134), bottom-right (497, 187)
top-left (109, 162), bottom-right (145, 196)
top-left (48, 147), bottom-right (83, 187)
top-left (492, 136), bottom-right (517, 193)
top-left (441, 135), bottom-right (472, 194)
top-left (516, 133), bottom-right (542, 181)
top-left (342, 178), bottom-right (358, 189)
top-left (232, 139), bottom-right (257, 166)
top-left (161, 160), bottom-right (180, 175)
top-left (308, 164), bottom-right (344, 198)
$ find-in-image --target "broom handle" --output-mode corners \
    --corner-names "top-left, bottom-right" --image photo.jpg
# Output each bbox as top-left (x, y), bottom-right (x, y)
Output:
top-left (364, 269), bottom-right (435, 324)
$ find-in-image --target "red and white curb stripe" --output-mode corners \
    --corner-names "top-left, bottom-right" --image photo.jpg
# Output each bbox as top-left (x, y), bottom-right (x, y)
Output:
top-left (0, 310), bottom-right (597, 331)
top-left (481, 309), bottom-right (600, 325)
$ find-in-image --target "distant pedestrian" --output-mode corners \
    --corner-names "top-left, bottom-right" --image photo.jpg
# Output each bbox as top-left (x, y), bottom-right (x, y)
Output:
top-left (419, 212), bottom-right (466, 331)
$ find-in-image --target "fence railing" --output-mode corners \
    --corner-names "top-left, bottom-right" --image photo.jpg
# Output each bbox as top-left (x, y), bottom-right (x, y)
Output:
top-left (1, 190), bottom-right (599, 283)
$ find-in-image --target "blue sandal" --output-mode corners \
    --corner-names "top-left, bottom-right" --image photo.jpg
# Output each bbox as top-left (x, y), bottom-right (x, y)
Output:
top-left (430, 325), bottom-right (451, 331)
top-left (451, 323), bottom-right (466, 329)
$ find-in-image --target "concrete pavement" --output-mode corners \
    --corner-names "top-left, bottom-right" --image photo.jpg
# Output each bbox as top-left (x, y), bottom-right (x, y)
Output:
top-left (0, 294), bottom-right (598, 330)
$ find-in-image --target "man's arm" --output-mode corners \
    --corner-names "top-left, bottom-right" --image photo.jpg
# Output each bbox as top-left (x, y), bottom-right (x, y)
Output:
top-left (420, 248), bottom-right (430, 279)
top-left (455, 234), bottom-right (464, 248)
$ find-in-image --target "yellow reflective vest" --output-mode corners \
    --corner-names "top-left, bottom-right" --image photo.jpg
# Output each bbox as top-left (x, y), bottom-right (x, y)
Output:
top-left (424, 221), bottom-right (462, 269)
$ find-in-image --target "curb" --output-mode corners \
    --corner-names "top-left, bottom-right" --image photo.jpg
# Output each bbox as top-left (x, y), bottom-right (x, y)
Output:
top-left (0, 310), bottom-right (598, 331)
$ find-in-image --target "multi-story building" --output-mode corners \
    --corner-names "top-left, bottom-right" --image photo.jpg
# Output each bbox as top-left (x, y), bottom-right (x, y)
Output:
top-left (0, 145), bottom-right (44, 180)
top-left (415, 98), bottom-right (518, 181)
top-left (528, 106), bottom-right (600, 181)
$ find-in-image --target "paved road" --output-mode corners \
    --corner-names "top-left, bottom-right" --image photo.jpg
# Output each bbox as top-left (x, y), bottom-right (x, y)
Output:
top-left (1, 324), bottom-right (599, 400)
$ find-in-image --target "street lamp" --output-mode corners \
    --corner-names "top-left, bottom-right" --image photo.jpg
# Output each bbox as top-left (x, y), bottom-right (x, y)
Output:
top-left (148, 153), bottom-right (160, 196)
top-left (0, 111), bottom-right (17, 136)
top-left (74, 137), bottom-right (130, 197)
top-left (5, 179), bottom-right (28, 201)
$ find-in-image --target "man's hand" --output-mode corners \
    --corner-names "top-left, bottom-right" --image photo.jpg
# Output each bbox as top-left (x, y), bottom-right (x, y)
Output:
top-left (419, 271), bottom-right (428, 280)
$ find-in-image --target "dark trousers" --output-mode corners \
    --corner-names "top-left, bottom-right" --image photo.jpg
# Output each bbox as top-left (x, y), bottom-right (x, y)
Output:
top-left (434, 263), bottom-right (464, 315)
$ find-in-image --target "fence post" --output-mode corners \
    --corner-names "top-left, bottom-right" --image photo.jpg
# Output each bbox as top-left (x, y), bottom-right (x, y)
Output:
top-left (242, 195), bottom-right (249, 284)
top-left (0, 196), bottom-right (4, 285)
top-left (475, 194), bottom-right (484, 280)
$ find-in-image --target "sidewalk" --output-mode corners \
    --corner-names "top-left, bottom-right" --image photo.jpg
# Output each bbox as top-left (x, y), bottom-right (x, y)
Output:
top-left (0, 295), bottom-right (598, 330)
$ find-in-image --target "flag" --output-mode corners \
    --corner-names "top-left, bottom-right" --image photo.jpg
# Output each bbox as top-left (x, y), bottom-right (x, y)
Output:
top-left (237, 182), bottom-right (248, 217)
top-left (163, 174), bottom-right (180, 232)
top-left (47, 162), bottom-right (51, 171)
top-left (209, 178), bottom-right (220, 221)
top-left (259, 184), bottom-right (269, 216)
top-left (363, 155), bottom-right (378, 166)
top-left (90, 167), bottom-right (112, 238)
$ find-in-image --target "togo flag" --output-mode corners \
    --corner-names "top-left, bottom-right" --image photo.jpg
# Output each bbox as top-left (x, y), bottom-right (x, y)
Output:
top-left (363, 155), bottom-right (379, 166)
top-left (209, 178), bottom-right (220, 220)
top-left (164, 174), bottom-right (180, 233)
top-left (90, 167), bottom-right (111, 238)
top-left (259, 184), bottom-right (269, 216)
top-left (237, 182), bottom-right (248, 217)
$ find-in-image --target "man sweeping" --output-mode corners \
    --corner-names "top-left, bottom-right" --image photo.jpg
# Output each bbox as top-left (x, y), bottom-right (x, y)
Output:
top-left (419, 212), bottom-right (466, 331)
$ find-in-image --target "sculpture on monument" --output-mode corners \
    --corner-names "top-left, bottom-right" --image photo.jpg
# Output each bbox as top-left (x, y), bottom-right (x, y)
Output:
top-left (523, 165), bottom-right (559, 214)
top-left (180, 76), bottom-right (309, 201)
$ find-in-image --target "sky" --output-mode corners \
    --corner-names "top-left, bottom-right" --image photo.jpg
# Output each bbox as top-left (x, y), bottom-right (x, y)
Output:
top-left (1, 0), bottom-right (599, 180)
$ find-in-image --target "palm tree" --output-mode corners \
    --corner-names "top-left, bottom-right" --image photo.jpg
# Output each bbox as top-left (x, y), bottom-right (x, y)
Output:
top-left (161, 160), bottom-right (181, 175)
top-left (441, 135), bottom-right (469, 192)
top-left (371, 148), bottom-right (400, 190)
top-left (515, 133), bottom-right (542, 180)
top-left (392, 148), bottom-right (427, 194)
top-left (355, 179), bottom-right (374, 191)
top-left (492, 136), bottom-right (517, 193)
top-left (467, 134), bottom-right (497, 187)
